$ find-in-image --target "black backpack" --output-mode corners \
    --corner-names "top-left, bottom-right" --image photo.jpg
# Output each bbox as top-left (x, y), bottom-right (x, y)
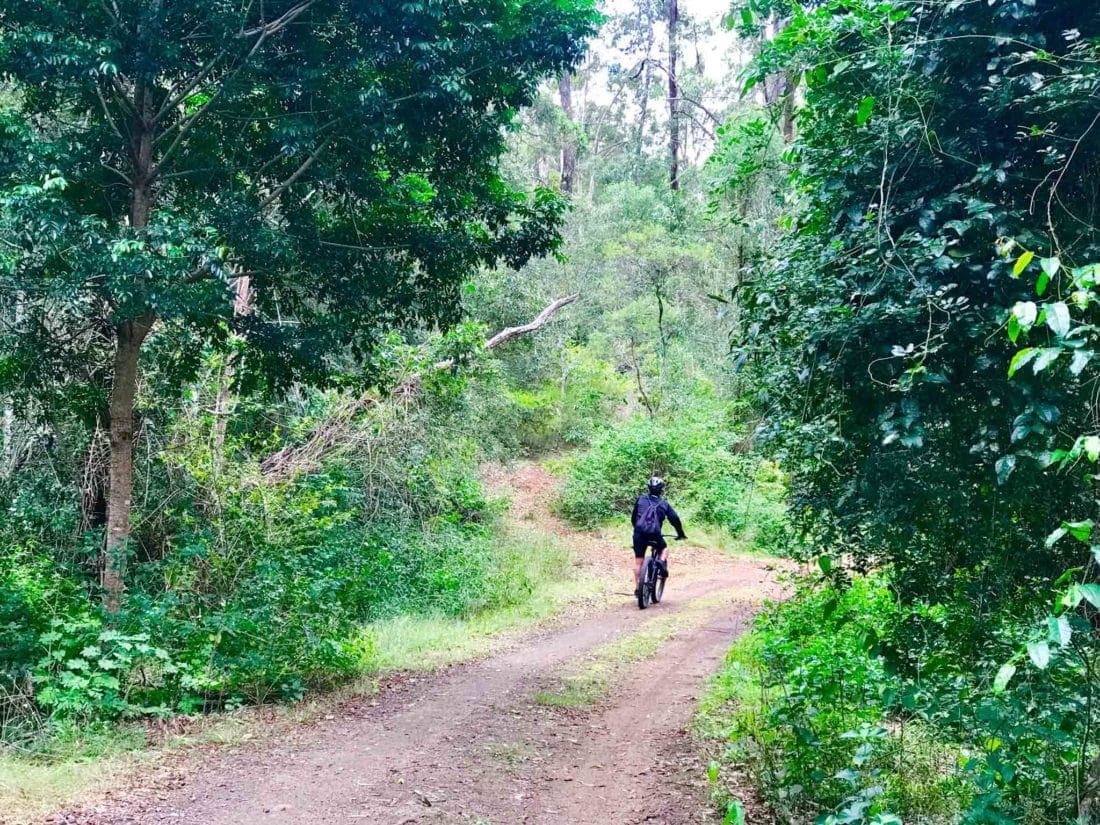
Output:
top-left (635, 496), bottom-right (664, 534)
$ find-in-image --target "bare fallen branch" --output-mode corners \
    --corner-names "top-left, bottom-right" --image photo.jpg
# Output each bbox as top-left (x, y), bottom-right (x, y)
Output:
top-left (260, 294), bottom-right (580, 481)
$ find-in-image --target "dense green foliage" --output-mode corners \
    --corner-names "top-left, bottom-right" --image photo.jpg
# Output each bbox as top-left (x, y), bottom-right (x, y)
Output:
top-left (9, 1), bottom-right (1100, 822)
top-left (558, 401), bottom-right (791, 554)
top-left (701, 0), bottom-right (1100, 821)
top-left (0, 0), bottom-right (605, 741)
top-left (0, 386), bottom-right (549, 729)
top-left (0, 0), bottom-right (751, 755)
top-left (0, 0), bottom-right (593, 390)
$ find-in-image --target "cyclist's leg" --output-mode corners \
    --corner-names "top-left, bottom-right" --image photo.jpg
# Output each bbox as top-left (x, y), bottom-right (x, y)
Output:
top-left (632, 532), bottom-right (647, 592)
top-left (656, 536), bottom-right (669, 578)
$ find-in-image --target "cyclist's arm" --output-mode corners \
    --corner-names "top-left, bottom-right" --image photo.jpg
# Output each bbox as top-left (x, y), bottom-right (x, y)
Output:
top-left (630, 497), bottom-right (639, 527)
top-left (666, 504), bottom-right (686, 539)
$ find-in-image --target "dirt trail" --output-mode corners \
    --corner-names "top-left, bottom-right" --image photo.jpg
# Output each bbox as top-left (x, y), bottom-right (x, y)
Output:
top-left (50, 464), bottom-right (781, 825)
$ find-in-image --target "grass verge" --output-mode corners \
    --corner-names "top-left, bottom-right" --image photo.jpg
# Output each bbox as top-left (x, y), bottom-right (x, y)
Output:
top-left (363, 526), bottom-right (611, 673)
top-left (0, 524), bottom-right (614, 824)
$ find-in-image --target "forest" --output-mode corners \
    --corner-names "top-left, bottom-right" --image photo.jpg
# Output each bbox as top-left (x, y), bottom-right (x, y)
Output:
top-left (1, 1), bottom-right (1100, 824)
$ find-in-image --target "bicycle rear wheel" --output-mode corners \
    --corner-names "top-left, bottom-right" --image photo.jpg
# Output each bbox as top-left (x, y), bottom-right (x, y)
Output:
top-left (637, 560), bottom-right (653, 609)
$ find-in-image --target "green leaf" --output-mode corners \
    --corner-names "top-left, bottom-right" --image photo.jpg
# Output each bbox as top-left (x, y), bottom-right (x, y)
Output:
top-left (1079, 584), bottom-right (1100, 609)
top-left (1027, 640), bottom-right (1050, 669)
top-left (724, 800), bottom-right (747, 825)
top-left (1065, 519), bottom-right (1094, 542)
top-left (1048, 615), bottom-right (1072, 647)
top-left (995, 455), bottom-right (1016, 485)
top-left (1008, 347), bottom-right (1036, 377)
top-left (1036, 270), bottom-right (1050, 296)
top-left (1013, 301), bottom-right (1037, 327)
top-left (1085, 435), bottom-right (1100, 461)
top-left (1032, 347), bottom-right (1062, 373)
top-left (1046, 526), bottom-right (1067, 547)
top-left (1063, 585), bottom-right (1084, 610)
top-left (1046, 302), bottom-right (1071, 337)
top-left (856, 96), bottom-right (875, 126)
top-left (1071, 350), bottom-right (1093, 376)
top-left (993, 662), bottom-right (1016, 692)
top-left (1041, 256), bottom-right (1061, 277)
top-left (741, 7), bottom-right (754, 26)
top-left (1013, 250), bottom-right (1036, 278)
top-left (818, 555), bottom-right (833, 575)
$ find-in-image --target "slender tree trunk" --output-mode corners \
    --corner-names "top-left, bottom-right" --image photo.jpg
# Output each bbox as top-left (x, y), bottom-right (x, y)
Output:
top-left (629, 337), bottom-right (655, 418)
top-left (1, 404), bottom-right (12, 473)
top-left (1, 293), bottom-right (20, 475)
top-left (102, 83), bottom-right (156, 612)
top-left (781, 76), bottom-right (796, 143)
top-left (635, 5), bottom-right (656, 156)
top-left (761, 16), bottom-right (795, 143)
top-left (558, 73), bottom-right (576, 195)
top-left (212, 275), bottom-right (252, 452)
top-left (667, 0), bottom-right (680, 191)
top-left (103, 315), bottom-right (153, 612)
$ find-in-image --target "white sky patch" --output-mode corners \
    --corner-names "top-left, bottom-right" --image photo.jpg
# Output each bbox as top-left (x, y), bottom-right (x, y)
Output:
top-left (568, 0), bottom-right (753, 163)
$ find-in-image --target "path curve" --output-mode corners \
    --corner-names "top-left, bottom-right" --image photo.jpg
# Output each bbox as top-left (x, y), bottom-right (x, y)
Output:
top-left (47, 465), bottom-right (781, 825)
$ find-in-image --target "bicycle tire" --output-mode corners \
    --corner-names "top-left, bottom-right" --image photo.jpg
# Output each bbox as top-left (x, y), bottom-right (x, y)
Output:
top-left (653, 569), bottom-right (665, 603)
top-left (637, 560), bottom-right (652, 609)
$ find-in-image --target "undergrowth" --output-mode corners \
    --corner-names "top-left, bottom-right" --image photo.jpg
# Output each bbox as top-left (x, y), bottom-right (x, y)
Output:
top-left (699, 570), bottom-right (1098, 824)
top-left (556, 397), bottom-right (790, 555)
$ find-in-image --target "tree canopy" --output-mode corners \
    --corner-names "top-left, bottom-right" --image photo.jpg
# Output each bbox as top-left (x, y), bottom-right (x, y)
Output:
top-left (0, 0), bottom-right (597, 606)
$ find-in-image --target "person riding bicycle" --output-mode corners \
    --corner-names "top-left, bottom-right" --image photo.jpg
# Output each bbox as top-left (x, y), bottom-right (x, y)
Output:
top-left (631, 476), bottom-right (686, 597)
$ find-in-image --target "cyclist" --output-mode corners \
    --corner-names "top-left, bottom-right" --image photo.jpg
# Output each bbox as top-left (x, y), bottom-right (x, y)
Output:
top-left (631, 476), bottom-right (686, 597)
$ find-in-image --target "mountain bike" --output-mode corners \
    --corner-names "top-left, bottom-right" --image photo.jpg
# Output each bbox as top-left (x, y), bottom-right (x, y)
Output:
top-left (636, 536), bottom-right (675, 610)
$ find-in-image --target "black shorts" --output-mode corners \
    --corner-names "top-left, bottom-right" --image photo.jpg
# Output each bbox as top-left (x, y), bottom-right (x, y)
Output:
top-left (633, 530), bottom-right (667, 559)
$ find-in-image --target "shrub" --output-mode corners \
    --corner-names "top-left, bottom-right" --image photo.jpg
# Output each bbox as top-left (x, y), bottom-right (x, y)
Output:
top-left (556, 406), bottom-right (793, 554)
top-left (557, 417), bottom-right (692, 527)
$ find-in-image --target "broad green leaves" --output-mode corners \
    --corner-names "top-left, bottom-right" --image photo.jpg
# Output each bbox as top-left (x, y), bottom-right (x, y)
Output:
top-left (856, 96), bottom-right (875, 126)
top-left (1011, 250), bottom-right (1035, 278)
top-left (1045, 302), bottom-right (1070, 337)
top-left (993, 663), bottom-right (1016, 693)
top-left (1026, 640), bottom-right (1049, 669)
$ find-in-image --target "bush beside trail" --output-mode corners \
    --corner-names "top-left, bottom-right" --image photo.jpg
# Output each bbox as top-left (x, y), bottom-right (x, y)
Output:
top-left (556, 404), bottom-right (791, 556)
top-left (0, 395), bottom-right (551, 732)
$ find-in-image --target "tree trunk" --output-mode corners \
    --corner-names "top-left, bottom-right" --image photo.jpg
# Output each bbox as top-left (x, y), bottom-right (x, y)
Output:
top-left (761, 16), bottom-right (795, 143)
top-left (102, 315), bottom-right (153, 612)
top-left (1, 293), bottom-right (20, 475)
top-left (212, 275), bottom-right (252, 453)
top-left (635, 5), bottom-right (656, 156)
top-left (102, 83), bottom-right (156, 612)
top-left (667, 0), bottom-right (680, 191)
top-left (558, 73), bottom-right (576, 195)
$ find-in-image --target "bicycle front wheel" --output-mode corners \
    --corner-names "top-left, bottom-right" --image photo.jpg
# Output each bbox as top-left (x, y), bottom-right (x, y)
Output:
top-left (652, 569), bottom-right (665, 603)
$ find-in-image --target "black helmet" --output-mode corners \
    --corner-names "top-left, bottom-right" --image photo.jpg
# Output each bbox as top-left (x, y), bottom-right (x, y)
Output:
top-left (647, 476), bottom-right (665, 495)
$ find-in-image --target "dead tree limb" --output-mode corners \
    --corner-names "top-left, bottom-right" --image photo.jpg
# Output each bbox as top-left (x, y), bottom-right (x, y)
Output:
top-left (260, 294), bottom-right (579, 481)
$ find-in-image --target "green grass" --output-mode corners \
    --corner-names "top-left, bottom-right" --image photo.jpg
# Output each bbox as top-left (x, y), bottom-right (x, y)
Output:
top-left (0, 525), bottom-right (613, 823)
top-left (1, 755), bottom-right (128, 823)
top-left (361, 524), bottom-right (612, 672)
top-left (363, 573), bottom-right (607, 673)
